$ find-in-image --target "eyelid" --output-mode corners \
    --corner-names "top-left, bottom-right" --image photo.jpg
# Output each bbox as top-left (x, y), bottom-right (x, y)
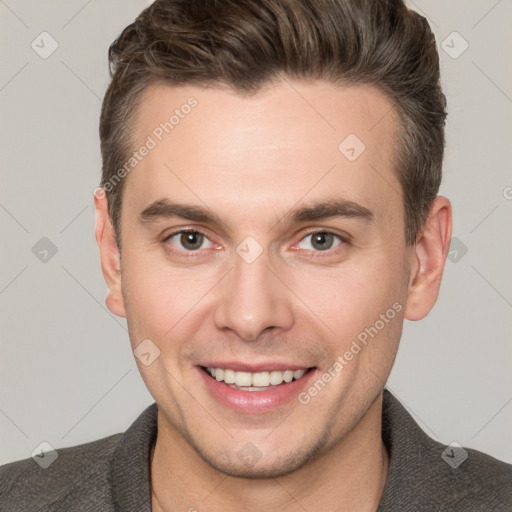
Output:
top-left (163, 226), bottom-right (213, 240)
top-left (162, 227), bottom-right (218, 254)
top-left (161, 227), bottom-right (350, 256)
top-left (291, 229), bottom-right (348, 253)
top-left (295, 227), bottom-right (350, 243)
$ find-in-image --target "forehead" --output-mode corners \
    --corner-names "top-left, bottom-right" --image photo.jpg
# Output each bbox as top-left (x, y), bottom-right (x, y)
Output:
top-left (123, 79), bottom-right (401, 229)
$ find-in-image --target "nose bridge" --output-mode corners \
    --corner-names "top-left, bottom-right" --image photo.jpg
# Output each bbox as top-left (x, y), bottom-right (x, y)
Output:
top-left (213, 246), bottom-right (294, 340)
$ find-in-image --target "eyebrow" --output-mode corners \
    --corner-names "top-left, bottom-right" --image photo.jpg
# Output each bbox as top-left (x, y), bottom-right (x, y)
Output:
top-left (139, 197), bottom-right (374, 229)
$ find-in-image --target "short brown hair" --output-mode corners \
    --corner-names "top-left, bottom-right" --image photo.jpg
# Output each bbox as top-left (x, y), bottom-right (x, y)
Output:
top-left (100, 0), bottom-right (447, 248)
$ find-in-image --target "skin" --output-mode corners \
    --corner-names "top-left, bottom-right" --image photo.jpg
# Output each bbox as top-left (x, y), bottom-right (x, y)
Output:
top-left (95, 78), bottom-right (452, 511)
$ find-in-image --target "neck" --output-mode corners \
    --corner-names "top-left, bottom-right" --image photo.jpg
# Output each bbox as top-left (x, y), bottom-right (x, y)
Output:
top-left (150, 395), bottom-right (389, 512)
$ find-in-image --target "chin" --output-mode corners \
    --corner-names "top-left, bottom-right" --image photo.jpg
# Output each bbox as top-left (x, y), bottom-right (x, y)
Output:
top-left (192, 437), bottom-right (328, 480)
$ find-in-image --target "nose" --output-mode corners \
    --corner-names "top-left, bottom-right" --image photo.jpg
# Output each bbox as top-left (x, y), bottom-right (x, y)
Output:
top-left (213, 249), bottom-right (294, 342)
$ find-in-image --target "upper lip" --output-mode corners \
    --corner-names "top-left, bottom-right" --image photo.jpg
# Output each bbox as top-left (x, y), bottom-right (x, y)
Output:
top-left (199, 362), bottom-right (313, 372)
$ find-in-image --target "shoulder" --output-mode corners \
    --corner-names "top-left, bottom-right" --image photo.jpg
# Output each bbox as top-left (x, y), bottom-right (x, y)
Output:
top-left (380, 390), bottom-right (512, 511)
top-left (426, 440), bottom-right (512, 510)
top-left (0, 433), bottom-right (122, 511)
top-left (1, 403), bottom-right (157, 511)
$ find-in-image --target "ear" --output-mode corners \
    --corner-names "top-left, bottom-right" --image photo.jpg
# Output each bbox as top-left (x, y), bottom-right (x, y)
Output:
top-left (405, 196), bottom-right (452, 321)
top-left (94, 188), bottom-right (126, 318)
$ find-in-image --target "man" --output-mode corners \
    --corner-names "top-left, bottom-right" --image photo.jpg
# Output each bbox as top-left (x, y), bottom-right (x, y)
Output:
top-left (1, 0), bottom-right (511, 510)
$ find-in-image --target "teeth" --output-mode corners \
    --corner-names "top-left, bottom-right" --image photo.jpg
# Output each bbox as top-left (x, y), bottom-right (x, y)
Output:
top-left (206, 367), bottom-right (308, 388)
top-left (269, 371), bottom-right (283, 385)
top-left (293, 369), bottom-right (306, 380)
top-left (252, 372), bottom-right (270, 387)
top-left (283, 370), bottom-right (294, 383)
top-left (223, 369), bottom-right (236, 384)
top-left (235, 371), bottom-right (252, 387)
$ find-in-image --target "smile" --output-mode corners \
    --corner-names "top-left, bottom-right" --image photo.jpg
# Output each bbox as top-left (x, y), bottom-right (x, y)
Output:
top-left (198, 365), bottom-right (317, 412)
top-left (204, 367), bottom-right (308, 391)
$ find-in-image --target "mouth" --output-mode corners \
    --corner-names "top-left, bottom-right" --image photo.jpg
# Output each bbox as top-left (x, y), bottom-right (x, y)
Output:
top-left (201, 366), bottom-right (311, 391)
top-left (197, 364), bottom-right (317, 412)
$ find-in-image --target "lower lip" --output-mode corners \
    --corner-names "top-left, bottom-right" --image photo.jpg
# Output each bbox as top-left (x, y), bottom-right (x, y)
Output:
top-left (197, 367), bottom-right (316, 413)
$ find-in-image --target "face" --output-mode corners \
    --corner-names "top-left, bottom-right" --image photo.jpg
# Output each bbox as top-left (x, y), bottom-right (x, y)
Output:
top-left (96, 78), bottom-right (441, 478)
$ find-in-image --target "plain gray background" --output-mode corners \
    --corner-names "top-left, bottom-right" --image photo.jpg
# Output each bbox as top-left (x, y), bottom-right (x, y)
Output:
top-left (1, 0), bottom-right (511, 466)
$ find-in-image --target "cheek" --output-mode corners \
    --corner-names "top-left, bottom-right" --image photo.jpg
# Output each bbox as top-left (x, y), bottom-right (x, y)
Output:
top-left (295, 253), bottom-right (404, 326)
top-left (121, 252), bottom-right (173, 338)
top-left (286, 256), bottom-right (407, 381)
top-left (312, 267), bottom-right (405, 389)
top-left (121, 247), bottom-right (221, 343)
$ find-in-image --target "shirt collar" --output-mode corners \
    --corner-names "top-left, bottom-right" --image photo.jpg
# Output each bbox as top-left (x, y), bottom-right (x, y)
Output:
top-left (111, 402), bottom-right (157, 511)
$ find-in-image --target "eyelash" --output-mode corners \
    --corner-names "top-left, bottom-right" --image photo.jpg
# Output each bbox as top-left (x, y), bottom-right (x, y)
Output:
top-left (162, 228), bottom-right (348, 257)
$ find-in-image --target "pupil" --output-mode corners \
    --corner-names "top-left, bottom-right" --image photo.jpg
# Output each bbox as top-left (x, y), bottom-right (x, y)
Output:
top-left (181, 232), bottom-right (203, 250)
top-left (312, 232), bottom-right (333, 250)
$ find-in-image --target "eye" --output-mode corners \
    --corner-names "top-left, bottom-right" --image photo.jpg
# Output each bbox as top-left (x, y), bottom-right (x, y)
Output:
top-left (164, 230), bottom-right (215, 252)
top-left (296, 231), bottom-right (344, 252)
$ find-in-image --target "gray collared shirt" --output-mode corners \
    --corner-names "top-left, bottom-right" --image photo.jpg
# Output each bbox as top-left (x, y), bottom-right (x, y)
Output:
top-left (1, 389), bottom-right (511, 511)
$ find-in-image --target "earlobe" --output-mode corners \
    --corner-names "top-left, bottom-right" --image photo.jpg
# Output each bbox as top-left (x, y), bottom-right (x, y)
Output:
top-left (404, 196), bottom-right (452, 321)
top-left (94, 188), bottom-right (126, 318)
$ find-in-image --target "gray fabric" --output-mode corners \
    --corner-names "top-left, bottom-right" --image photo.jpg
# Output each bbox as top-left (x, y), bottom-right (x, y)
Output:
top-left (1, 390), bottom-right (510, 511)
top-left (377, 391), bottom-right (512, 511)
